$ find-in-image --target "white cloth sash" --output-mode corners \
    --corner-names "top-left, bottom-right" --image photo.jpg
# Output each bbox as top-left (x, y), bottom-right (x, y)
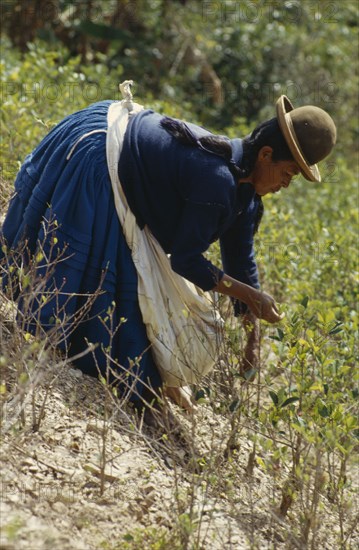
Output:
top-left (106, 82), bottom-right (222, 386)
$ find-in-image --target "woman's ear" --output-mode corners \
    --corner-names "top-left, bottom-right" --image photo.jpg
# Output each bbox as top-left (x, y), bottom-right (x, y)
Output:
top-left (257, 146), bottom-right (273, 162)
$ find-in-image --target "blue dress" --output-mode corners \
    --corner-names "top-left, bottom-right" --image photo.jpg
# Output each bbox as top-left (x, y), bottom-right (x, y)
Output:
top-left (0, 101), bottom-right (162, 402)
top-left (0, 101), bottom-right (261, 401)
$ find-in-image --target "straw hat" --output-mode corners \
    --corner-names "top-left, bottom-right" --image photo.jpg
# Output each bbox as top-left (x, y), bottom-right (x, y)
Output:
top-left (276, 95), bottom-right (337, 182)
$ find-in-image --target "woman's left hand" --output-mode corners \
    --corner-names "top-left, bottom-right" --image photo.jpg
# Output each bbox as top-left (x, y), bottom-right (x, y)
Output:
top-left (240, 311), bottom-right (260, 380)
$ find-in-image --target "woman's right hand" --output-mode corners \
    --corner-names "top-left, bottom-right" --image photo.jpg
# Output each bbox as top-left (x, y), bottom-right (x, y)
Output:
top-left (247, 289), bottom-right (284, 323)
top-left (213, 274), bottom-right (284, 324)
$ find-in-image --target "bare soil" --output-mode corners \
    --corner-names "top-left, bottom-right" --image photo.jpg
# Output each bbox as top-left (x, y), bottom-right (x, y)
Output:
top-left (1, 358), bottom-right (358, 550)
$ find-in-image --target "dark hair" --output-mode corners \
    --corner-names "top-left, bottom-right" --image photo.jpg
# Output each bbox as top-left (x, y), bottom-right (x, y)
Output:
top-left (240, 117), bottom-right (294, 177)
top-left (160, 116), bottom-right (294, 233)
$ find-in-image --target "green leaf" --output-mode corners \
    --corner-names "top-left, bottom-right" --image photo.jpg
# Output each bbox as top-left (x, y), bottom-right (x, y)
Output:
top-left (336, 443), bottom-right (348, 456)
top-left (269, 390), bottom-right (279, 406)
top-left (280, 396), bottom-right (300, 408)
top-left (329, 322), bottom-right (344, 335)
top-left (78, 20), bottom-right (130, 42)
top-left (310, 382), bottom-right (324, 392)
top-left (244, 368), bottom-right (257, 381)
top-left (319, 405), bottom-right (330, 418)
top-left (292, 423), bottom-right (305, 435)
top-left (301, 295), bottom-right (309, 308)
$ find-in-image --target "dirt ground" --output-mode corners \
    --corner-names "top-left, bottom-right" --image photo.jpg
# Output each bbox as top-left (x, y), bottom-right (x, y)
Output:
top-left (1, 354), bottom-right (358, 550)
top-left (0, 364), bottom-right (255, 549)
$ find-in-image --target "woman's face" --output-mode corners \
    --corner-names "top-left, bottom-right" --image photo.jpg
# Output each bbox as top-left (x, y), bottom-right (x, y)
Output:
top-left (251, 146), bottom-right (300, 196)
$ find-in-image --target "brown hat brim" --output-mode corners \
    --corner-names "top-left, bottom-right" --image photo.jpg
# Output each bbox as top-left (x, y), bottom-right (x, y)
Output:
top-left (276, 95), bottom-right (321, 182)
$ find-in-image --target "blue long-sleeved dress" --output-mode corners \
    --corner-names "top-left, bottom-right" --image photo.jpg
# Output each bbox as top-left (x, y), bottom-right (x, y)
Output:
top-left (0, 101), bottom-right (261, 401)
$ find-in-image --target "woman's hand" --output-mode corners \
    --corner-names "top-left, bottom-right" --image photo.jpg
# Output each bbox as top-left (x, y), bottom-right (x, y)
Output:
top-left (247, 288), bottom-right (284, 323)
top-left (241, 311), bottom-right (260, 380)
top-left (213, 274), bottom-right (284, 324)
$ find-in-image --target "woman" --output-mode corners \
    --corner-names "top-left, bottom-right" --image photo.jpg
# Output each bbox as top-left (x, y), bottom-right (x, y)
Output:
top-left (0, 90), bottom-right (336, 412)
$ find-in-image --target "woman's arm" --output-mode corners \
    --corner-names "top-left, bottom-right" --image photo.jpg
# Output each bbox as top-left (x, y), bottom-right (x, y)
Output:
top-left (213, 273), bottom-right (284, 323)
top-left (219, 185), bottom-right (261, 316)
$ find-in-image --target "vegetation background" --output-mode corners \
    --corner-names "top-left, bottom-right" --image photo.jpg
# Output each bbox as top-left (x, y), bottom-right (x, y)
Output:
top-left (0, 1), bottom-right (358, 549)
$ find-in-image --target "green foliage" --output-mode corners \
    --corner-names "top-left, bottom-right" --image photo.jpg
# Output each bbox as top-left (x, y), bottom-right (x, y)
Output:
top-left (1, 1), bottom-right (358, 156)
top-left (257, 158), bottom-right (358, 311)
top-left (0, 38), bottom-right (123, 185)
top-left (264, 299), bottom-right (358, 450)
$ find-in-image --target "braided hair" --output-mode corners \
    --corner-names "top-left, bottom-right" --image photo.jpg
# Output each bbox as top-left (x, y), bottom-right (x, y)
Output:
top-left (160, 116), bottom-right (294, 233)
